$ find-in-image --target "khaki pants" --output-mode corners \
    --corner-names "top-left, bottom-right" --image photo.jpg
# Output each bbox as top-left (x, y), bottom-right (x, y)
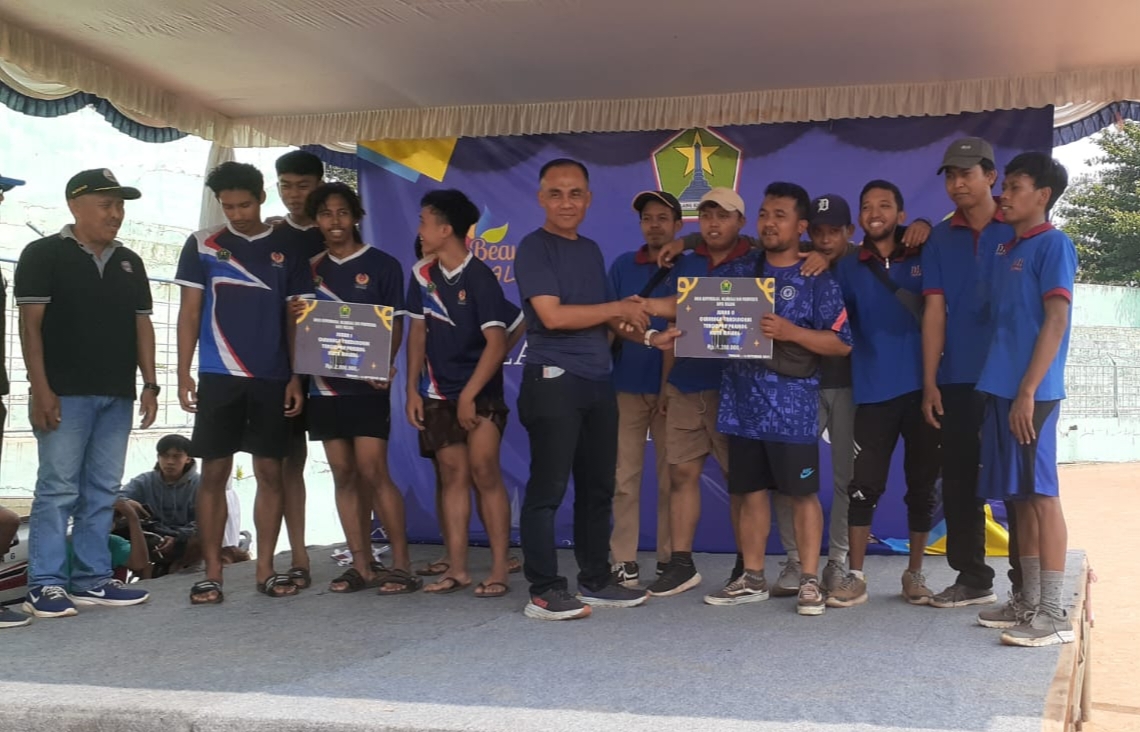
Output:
top-left (610, 391), bottom-right (671, 564)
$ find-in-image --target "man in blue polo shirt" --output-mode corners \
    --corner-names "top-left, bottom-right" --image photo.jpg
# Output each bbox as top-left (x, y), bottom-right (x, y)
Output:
top-left (645, 188), bottom-right (748, 598)
top-left (828, 180), bottom-right (940, 609)
top-left (921, 137), bottom-right (1012, 609)
top-left (707, 182), bottom-right (852, 616)
top-left (607, 190), bottom-right (681, 589)
top-left (976, 153), bottom-right (1076, 646)
top-left (514, 158), bottom-right (654, 620)
top-left (176, 162), bottom-right (314, 604)
top-left (16, 169), bottom-right (156, 618)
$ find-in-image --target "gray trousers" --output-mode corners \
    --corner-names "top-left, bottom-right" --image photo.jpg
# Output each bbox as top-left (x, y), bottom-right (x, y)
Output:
top-left (775, 387), bottom-right (855, 565)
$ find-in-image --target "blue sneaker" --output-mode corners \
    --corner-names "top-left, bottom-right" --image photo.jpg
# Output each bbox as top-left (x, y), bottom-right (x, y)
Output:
top-left (68, 579), bottom-right (149, 607)
top-left (22, 585), bottom-right (78, 618)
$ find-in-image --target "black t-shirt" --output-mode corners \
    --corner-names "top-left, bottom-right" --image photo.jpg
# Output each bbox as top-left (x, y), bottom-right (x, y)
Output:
top-left (13, 231), bottom-right (153, 398)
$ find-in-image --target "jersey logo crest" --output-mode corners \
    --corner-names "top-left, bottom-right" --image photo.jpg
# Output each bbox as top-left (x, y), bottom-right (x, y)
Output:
top-left (355, 273), bottom-right (370, 287)
top-left (1011, 258), bottom-right (1024, 272)
top-left (217, 249), bottom-right (231, 261)
top-left (120, 260), bottom-right (133, 274)
top-left (780, 285), bottom-right (797, 301)
top-left (457, 289), bottom-right (467, 304)
top-left (271, 251), bottom-right (285, 265)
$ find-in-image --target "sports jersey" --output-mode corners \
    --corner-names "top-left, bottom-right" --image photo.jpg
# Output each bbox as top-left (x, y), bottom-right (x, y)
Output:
top-left (309, 244), bottom-right (406, 396)
top-left (717, 251), bottom-right (853, 444)
top-left (667, 239), bottom-right (752, 394)
top-left (175, 223), bottom-right (314, 381)
top-left (977, 224), bottom-right (1077, 401)
top-left (920, 202), bottom-right (1012, 385)
top-left (834, 234), bottom-right (927, 405)
top-left (276, 215), bottom-right (326, 260)
top-left (407, 252), bottom-right (515, 401)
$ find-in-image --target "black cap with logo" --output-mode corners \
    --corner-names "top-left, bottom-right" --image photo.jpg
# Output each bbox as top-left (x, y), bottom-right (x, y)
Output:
top-left (65, 169), bottom-right (141, 201)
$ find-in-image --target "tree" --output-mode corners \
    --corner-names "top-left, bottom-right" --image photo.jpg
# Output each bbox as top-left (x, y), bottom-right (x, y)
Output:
top-left (324, 163), bottom-right (358, 191)
top-left (1056, 122), bottom-right (1140, 285)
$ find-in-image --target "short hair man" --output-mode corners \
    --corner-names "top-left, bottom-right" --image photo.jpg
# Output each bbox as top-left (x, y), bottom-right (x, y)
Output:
top-left (922, 138), bottom-right (1010, 609)
top-left (514, 158), bottom-right (652, 620)
top-left (976, 153), bottom-right (1076, 646)
top-left (175, 161), bottom-right (314, 604)
top-left (16, 169), bottom-right (156, 618)
top-left (828, 181), bottom-right (940, 609)
top-left (118, 434), bottom-right (202, 575)
top-left (607, 191), bottom-right (682, 588)
top-left (644, 188), bottom-right (750, 598)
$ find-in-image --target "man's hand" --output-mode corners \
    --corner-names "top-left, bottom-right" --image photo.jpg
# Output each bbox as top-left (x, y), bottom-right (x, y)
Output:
top-left (902, 220), bottom-right (931, 248)
top-left (370, 365), bottom-right (397, 390)
top-left (797, 250), bottom-right (830, 276)
top-left (284, 376), bottom-right (304, 417)
top-left (618, 296), bottom-right (652, 332)
top-left (178, 374), bottom-right (198, 413)
top-left (656, 238), bottom-right (686, 268)
top-left (156, 536), bottom-right (176, 555)
top-left (406, 391), bottom-right (425, 430)
top-left (648, 327), bottom-right (684, 351)
top-left (921, 384), bottom-right (943, 428)
top-left (656, 391), bottom-right (670, 419)
top-left (1009, 392), bottom-right (1037, 446)
top-left (114, 498), bottom-right (149, 520)
top-left (457, 393), bottom-right (480, 431)
top-left (760, 313), bottom-right (797, 342)
top-left (139, 389), bottom-right (158, 429)
top-left (288, 297), bottom-right (307, 318)
top-left (30, 386), bottom-right (61, 432)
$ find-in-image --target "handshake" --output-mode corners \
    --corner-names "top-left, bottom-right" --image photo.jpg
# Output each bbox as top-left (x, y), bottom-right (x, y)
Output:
top-left (611, 295), bottom-right (682, 351)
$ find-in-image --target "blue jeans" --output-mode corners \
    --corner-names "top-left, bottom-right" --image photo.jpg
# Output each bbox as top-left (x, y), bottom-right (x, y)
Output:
top-left (28, 396), bottom-right (133, 591)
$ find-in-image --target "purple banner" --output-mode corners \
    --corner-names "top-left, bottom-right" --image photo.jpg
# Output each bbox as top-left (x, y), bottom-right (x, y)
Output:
top-left (359, 107), bottom-right (1053, 553)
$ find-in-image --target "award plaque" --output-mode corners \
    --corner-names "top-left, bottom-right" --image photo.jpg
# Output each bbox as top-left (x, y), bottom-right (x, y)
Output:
top-left (293, 299), bottom-right (394, 381)
top-left (673, 276), bottom-right (776, 359)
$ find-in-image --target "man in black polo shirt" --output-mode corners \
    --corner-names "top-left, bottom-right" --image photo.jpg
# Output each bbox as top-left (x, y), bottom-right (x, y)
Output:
top-left (15, 169), bottom-right (157, 619)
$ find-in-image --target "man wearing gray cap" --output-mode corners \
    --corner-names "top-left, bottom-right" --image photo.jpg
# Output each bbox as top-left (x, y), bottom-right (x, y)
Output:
top-left (15, 169), bottom-right (157, 619)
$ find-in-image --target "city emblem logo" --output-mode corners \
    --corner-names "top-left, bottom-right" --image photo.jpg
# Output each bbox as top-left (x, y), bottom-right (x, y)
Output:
top-left (720, 280), bottom-right (733, 295)
top-left (780, 285), bottom-right (797, 301)
top-left (651, 128), bottom-right (743, 220)
top-left (355, 273), bottom-right (370, 287)
top-left (120, 260), bottom-right (133, 274)
top-left (271, 251), bottom-right (285, 265)
top-left (339, 304), bottom-right (352, 318)
top-left (217, 249), bottom-right (231, 261)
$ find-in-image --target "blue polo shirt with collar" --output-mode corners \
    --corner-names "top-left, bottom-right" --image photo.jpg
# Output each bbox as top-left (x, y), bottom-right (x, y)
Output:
top-left (976, 223), bottom-right (1077, 401)
top-left (920, 202), bottom-right (1013, 386)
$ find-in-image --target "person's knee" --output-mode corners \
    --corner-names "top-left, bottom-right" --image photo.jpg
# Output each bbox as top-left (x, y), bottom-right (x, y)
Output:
top-left (904, 486), bottom-right (937, 533)
top-left (0, 506), bottom-right (18, 532)
top-left (847, 484), bottom-right (880, 527)
top-left (329, 462), bottom-right (357, 489)
top-left (669, 460), bottom-right (702, 491)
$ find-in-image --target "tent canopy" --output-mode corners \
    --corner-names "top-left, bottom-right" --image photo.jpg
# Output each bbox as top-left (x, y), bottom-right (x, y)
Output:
top-left (2, 0), bottom-right (1140, 145)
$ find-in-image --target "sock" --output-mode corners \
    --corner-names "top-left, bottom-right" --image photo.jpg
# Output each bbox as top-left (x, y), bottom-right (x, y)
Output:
top-left (673, 551), bottom-right (694, 567)
top-left (743, 569), bottom-right (765, 582)
top-left (1020, 557), bottom-right (1041, 607)
top-left (1039, 569), bottom-right (1067, 619)
top-left (851, 569), bottom-right (865, 580)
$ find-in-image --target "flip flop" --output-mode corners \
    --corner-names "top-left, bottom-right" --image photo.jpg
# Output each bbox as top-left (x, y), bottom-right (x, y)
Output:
top-left (288, 566), bottom-right (312, 590)
top-left (416, 560), bottom-right (449, 577)
top-left (329, 568), bottom-right (378, 594)
top-left (424, 576), bottom-right (472, 595)
top-left (189, 579), bottom-right (224, 605)
top-left (257, 574), bottom-right (298, 598)
top-left (376, 568), bottom-right (423, 595)
top-left (508, 555), bottom-right (522, 574)
top-left (474, 581), bottom-right (510, 598)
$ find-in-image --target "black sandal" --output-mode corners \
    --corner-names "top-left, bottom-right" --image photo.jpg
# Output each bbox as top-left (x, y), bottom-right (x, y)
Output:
top-left (257, 574), bottom-right (298, 598)
top-left (376, 568), bottom-right (423, 595)
top-left (189, 580), bottom-right (224, 605)
top-left (287, 566), bottom-right (312, 590)
top-left (329, 568), bottom-right (376, 594)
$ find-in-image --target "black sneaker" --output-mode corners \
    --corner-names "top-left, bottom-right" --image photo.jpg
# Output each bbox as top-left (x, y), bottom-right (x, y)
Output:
top-left (647, 561), bottom-right (702, 597)
top-left (524, 589), bottom-right (592, 621)
top-left (656, 561), bottom-right (668, 577)
top-left (578, 580), bottom-right (648, 608)
top-left (611, 561), bottom-right (639, 588)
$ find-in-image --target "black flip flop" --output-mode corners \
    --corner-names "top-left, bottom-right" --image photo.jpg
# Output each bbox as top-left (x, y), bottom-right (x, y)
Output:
top-left (475, 581), bottom-right (511, 598)
top-left (376, 568), bottom-right (423, 595)
top-left (416, 560), bottom-right (449, 577)
top-left (189, 579), bottom-right (224, 605)
top-left (424, 576), bottom-right (472, 595)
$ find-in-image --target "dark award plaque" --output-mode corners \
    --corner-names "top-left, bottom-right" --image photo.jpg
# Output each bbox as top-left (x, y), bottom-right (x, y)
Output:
top-left (293, 299), bottom-right (394, 381)
top-left (673, 276), bottom-right (776, 359)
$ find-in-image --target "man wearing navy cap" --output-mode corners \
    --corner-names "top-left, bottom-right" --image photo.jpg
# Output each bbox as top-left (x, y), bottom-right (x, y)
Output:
top-left (15, 169), bottom-right (156, 619)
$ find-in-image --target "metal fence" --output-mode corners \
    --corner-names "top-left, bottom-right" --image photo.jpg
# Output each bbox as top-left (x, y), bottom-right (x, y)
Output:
top-left (1062, 360), bottom-right (1140, 418)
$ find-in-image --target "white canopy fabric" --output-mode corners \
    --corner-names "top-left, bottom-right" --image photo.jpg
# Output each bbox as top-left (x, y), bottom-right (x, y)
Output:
top-left (3, 0), bottom-right (1140, 146)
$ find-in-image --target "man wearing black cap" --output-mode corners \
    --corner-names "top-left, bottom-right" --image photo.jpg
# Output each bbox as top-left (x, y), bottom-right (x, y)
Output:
top-left (607, 191), bottom-right (682, 588)
top-left (15, 169), bottom-right (157, 619)
top-left (921, 137), bottom-right (1012, 611)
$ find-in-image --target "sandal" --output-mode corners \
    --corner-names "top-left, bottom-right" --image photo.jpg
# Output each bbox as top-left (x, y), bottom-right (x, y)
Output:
top-left (424, 576), bottom-right (472, 595)
top-left (376, 568), bottom-right (423, 595)
top-left (288, 566), bottom-right (312, 590)
top-left (416, 559), bottom-right (449, 577)
top-left (257, 574), bottom-right (298, 598)
top-left (508, 555), bottom-right (522, 574)
top-left (474, 581), bottom-right (510, 598)
top-left (189, 579), bottom-right (224, 605)
top-left (329, 568), bottom-right (376, 594)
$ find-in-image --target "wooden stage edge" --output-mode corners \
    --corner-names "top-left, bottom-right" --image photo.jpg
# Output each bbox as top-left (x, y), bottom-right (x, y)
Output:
top-left (1043, 555), bottom-right (1093, 732)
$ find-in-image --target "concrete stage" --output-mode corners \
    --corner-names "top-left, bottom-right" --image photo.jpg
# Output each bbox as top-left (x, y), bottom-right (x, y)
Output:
top-left (2, 547), bottom-right (1089, 732)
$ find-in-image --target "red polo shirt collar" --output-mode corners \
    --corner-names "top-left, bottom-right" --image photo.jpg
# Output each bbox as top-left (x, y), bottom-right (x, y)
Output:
top-left (694, 237), bottom-right (752, 271)
top-left (949, 197), bottom-right (1005, 230)
top-left (1001, 222), bottom-right (1054, 254)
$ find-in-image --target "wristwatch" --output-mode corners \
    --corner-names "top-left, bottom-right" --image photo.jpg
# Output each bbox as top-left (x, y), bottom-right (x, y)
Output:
top-left (643, 329), bottom-right (659, 347)
top-left (143, 382), bottom-right (161, 395)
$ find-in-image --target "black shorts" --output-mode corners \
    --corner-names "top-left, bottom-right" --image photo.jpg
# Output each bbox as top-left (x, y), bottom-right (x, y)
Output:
top-left (417, 395), bottom-right (509, 454)
top-left (307, 391), bottom-right (391, 442)
top-left (191, 374), bottom-right (292, 460)
top-left (726, 434), bottom-right (820, 496)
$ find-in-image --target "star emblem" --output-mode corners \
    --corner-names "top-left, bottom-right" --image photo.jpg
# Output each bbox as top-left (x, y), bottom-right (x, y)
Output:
top-left (674, 131), bottom-right (719, 177)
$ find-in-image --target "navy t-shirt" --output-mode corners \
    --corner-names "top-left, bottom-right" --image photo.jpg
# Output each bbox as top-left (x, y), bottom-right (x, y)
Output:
top-left (608, 245), bottom-right (674, 394)
top-left (309, 245), bottom-right (405, 396)
top-left (174, 224), bottom-right (314, 381)
top-left (717, 252), bottom-right (853, 444)
top-left (275, 216), bottom-right (326, 260)
top-left (407, 253), bottom-right (515, 400)
top-left (514, 228), bottom-right (614, 381)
